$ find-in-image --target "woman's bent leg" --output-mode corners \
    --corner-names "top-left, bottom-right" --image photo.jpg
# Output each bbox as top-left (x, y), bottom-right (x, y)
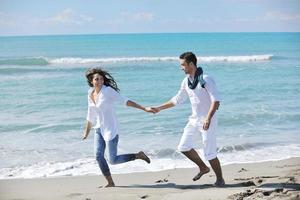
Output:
top-left (108, 135), bottom-right (136, 165)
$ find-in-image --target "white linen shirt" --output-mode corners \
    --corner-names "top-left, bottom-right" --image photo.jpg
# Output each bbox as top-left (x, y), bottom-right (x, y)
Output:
top-left (86, 85), bottom-right (129, 141)
top-left (170, 74), bottom-right (221, 122)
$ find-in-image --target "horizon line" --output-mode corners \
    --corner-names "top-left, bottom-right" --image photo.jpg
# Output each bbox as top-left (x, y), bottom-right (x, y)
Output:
top-left (0, 31), bottom-right (300, 38)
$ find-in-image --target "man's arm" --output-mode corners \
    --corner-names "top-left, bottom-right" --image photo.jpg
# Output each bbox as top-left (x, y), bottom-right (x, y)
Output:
top-left (152, 79), bottom-right (187, 113)
top-left (203, 101), bottom-right (220, 130)
top-left (152, 101), bottom-right (175, 113)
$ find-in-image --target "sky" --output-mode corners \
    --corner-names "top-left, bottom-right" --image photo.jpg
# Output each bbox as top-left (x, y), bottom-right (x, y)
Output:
top-left (0, 0), bottom-right (300, 36)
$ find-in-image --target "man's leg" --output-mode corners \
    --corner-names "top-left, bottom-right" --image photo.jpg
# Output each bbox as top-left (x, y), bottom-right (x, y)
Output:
top-left (179, 123), bottom-right (210, 181)
top-left (182, 148), bottom-right (210, 181)
top-left (209, 157), bottom-right (225, 186)
top-left (202, 123), bottom-right (225, 186)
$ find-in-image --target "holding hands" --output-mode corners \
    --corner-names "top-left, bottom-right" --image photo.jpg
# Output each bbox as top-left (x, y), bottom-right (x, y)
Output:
top-left (143, 107), bottom-right (160, 114)
top-left (143, 101), bottom-right (174, 114)
top-left (128, 100), bottom-right (174, 115)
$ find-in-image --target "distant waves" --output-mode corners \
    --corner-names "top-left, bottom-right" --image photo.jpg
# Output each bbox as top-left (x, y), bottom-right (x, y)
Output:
top-left (0, 54), bottom-right (273, 66)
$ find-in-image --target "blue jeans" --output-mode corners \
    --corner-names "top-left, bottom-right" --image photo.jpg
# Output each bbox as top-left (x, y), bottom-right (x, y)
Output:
top-left (94, 128), bottom-right (136, 176)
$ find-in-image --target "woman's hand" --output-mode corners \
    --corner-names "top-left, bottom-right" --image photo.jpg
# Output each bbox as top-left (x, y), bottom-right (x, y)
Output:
top-left (82, 121), bottom-right (92, 140)
top-left (82, 132), bottom-right (89, 140)
top-left (144, 107), bottom-right (156, 114)
top-left (150, 107), bottom-right (160, 114)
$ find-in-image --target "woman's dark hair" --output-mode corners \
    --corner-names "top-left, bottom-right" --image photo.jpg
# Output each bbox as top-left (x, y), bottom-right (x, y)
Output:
top-left (179, 52), bottom-right (197, 66)
top-left (85, 67), bottom-right (120, 92)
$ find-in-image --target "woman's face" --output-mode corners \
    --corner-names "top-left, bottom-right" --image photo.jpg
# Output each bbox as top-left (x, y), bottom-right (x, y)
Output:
top-left (92, 73), bottom-right (104, 88)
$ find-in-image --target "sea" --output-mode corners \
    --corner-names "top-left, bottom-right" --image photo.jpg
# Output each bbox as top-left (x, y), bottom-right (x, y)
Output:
top-left (0, 32), bottom-right (299, 179)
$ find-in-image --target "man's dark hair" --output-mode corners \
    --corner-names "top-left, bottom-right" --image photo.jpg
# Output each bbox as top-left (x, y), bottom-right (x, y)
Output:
top-left (179, 52), bottom-right (197, 66)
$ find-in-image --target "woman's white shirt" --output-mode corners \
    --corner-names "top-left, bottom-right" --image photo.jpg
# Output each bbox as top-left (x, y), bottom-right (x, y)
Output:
top-left (86, 85), bottom-right (129, 141)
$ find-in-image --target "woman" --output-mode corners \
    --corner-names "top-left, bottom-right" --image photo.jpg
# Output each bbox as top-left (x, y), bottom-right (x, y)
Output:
top-left (82, 67), bottom-right (153, 187)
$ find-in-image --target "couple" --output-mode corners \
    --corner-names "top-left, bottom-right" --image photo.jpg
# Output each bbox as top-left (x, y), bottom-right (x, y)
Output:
top-left (82, 52), bottom-right (225, 188)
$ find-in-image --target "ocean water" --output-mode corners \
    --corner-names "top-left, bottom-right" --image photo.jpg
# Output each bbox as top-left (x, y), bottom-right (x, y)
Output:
top-left (0, 33), bottom-right (299, 179)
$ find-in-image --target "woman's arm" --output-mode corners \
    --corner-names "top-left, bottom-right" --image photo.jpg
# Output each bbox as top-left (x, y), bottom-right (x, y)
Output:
top-left (126, 100), bottom-right (155, 113)
top-left (82, 121), bottom-right (93, 140)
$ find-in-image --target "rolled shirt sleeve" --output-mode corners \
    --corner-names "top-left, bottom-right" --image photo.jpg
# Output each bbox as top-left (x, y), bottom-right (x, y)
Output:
top-left (108, 87), bottom-right (129, 106)
top-left (203, 76), bottom-right (221, 102)
top-left (170, 79), bottom-right (189, 105)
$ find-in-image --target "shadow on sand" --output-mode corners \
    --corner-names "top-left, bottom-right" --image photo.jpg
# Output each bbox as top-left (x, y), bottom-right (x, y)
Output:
top-left (116, 182), bottom-right (300, 190)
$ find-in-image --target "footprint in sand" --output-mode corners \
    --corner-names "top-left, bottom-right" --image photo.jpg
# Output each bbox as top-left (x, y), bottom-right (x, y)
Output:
top-left (257, 178), bottom-right (263, 184)
top-left (228, 188), bottom-right (292, 199)
top-left (235, 175), bottom-right (280, 185)
top-left (234, 177), bottom-right (254, 181)
top-left (279, 176), bottom-right (296, 183)
top-left (155, 178), bottom-right (169, 183)
top-left (66, 193), bottom-right (83, 197)
top-left (241, 181), bottom-right (256, 187)
top-left (140, 194), bottom-right (149, 199)
top-left (238, 168), bottom-right (248, 173)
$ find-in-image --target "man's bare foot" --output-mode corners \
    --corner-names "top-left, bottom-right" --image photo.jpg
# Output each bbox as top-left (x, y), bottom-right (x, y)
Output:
top-left (137, 151), bottom-right (151, 164)
top-left (214, 178), bottom-right (225, 187)
top-left (193, 167), bottom-right (210, 181)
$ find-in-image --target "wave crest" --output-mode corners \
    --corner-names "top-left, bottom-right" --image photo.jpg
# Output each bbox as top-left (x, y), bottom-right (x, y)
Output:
top-left (0, 57), bottom-right (49, 66)
top-left (0, 54), bottom-right (273, 66)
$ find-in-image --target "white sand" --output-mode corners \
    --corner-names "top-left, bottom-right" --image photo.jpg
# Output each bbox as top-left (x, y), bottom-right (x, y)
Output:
top-left (1, 157), bottom-right (299, 200)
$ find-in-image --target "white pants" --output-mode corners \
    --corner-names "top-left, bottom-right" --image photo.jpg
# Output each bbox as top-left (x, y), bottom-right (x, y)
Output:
top-left (177, 118), bottom-right (218, 161)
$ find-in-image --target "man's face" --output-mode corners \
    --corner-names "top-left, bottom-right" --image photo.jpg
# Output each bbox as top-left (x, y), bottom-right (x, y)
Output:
top-left (180, 59), bottom-right (193, 75)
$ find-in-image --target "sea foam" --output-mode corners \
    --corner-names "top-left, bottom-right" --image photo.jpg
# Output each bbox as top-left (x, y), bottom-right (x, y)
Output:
top-left (1, 143), bottom-right (299, 179)
top-left (0, 55), bottom-right (273, 66)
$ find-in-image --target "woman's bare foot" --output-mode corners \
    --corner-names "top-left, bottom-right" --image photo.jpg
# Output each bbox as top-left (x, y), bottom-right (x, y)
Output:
top-left (99, 182), bottom-right (115, 188)
top-left (104, 182), bottom-right (115, 187)
top-left (102, 175), bottom-right (115, 188)
top-left (193, 167), bottom-right (210, 181)
top-left (136, 151), bottom-right (151, 164)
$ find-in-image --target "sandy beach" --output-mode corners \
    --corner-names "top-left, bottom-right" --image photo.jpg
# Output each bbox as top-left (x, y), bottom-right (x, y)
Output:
top-left (1, 0), bottom-right (300, 198)
top-left (1, 157), bottom-right (299, 200)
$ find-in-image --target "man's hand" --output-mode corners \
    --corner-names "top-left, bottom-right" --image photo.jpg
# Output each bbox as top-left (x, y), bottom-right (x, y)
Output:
top-left (150, 107), bottom-right (160, 114)
top-left (144, 107), bottom-right (157, 114)
top-left (203, 101), bottom-right (219, 131)
top-left (203, 118), bottom-right (211, 130)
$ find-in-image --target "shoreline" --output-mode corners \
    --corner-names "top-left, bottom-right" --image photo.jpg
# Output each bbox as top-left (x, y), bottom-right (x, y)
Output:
top-left (1, 155), bottom-right (300, 180)
top-left (1, 157), bottom-right (299, 200)
top-left (1, 156), bottom-right (300, 180)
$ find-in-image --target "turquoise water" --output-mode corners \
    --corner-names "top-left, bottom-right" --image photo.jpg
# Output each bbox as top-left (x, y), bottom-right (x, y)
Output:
top-left (0, 33), bottom-right (300, 178)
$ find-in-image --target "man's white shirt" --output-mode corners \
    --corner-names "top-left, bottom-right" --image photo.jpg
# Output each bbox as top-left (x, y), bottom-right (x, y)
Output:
top-left (170, 74), bottom-right (221, 123)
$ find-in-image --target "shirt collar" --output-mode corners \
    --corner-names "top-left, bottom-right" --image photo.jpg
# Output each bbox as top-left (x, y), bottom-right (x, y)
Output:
top-left (88, 85), bottom-right (107, 95)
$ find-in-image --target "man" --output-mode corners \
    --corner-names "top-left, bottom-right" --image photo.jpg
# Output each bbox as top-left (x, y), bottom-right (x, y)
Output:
top-left (151, 52), bottom-right (225, 186)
